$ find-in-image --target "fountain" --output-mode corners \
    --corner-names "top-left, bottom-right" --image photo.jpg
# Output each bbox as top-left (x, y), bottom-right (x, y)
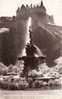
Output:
top-left (18, 17), bottom-right (46, 77)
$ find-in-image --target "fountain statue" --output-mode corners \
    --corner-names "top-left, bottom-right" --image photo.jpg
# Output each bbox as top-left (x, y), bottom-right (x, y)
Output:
top-left (17, 17), bottom-right (46, 77)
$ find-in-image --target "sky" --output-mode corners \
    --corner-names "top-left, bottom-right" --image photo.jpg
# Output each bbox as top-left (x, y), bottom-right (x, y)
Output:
top-left (0, 0), bottom-right (62, 26)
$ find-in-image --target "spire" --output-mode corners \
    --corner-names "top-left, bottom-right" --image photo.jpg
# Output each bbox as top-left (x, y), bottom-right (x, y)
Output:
top-left (40, 0), bottom-right (46, 12)
top-left (40, 0), bottom-right (43, 7)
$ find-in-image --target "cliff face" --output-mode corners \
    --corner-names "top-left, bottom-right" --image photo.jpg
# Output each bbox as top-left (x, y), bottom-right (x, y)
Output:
top-left (31, 25), bottom-right (62, 66)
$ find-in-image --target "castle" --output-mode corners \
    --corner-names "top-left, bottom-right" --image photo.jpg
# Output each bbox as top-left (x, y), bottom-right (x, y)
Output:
top-left (0, 1), bottom-right (62, 66)
top-left (16, 1), bottom-right (54, 24)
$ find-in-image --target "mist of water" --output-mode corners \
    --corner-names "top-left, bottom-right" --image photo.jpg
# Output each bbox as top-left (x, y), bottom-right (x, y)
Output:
top-left (26, 17), bottom-right (32, 45)
top-left (21, 17), bottom-right (32, 56)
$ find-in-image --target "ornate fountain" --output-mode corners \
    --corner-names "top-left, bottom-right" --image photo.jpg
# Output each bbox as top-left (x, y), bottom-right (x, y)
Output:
top-left (17, 17), bottom-right (46, 77)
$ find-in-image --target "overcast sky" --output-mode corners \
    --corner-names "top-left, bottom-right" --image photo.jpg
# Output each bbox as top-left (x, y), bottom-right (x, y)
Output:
top-left (0, 0), bottom-right (62, 26)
